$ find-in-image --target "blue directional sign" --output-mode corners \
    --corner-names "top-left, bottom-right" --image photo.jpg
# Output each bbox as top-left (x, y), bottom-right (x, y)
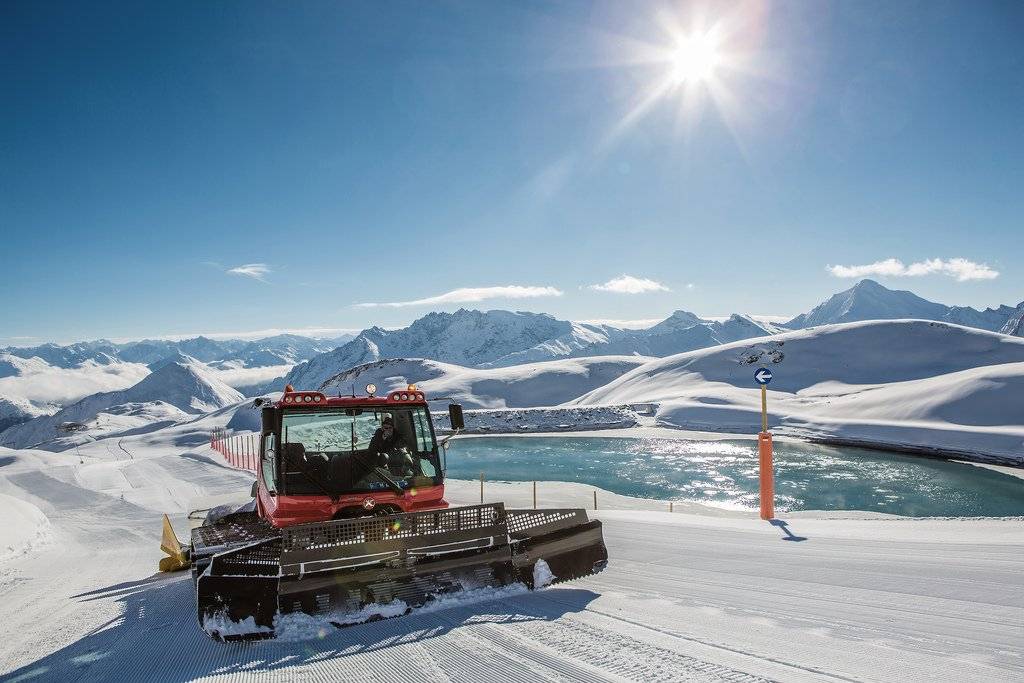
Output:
top-left (754, 367), bottom-right (773, 385)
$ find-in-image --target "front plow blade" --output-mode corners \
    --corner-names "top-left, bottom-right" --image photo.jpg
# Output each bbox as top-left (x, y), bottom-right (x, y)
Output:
top-left (508, 509), bottom-right (609, 587)
top-left (194, 503), bottom-right (607, 640)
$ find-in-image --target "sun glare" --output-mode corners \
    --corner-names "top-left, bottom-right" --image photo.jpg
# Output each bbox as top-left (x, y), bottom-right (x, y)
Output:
top-left (670, 33), bottom-right (720, 84)
top-left (597, 3), bottom-right (774, 149)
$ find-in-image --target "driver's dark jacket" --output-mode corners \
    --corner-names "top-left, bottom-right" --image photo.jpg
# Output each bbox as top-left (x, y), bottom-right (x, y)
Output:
top-left (368, 428), bottom-right (407, 460)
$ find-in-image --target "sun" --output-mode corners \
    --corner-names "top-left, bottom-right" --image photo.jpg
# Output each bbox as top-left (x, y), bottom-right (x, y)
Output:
top-left (593, 3), bottom-right (775, 148)
top-left (669, 32), bottom-right (721, 84)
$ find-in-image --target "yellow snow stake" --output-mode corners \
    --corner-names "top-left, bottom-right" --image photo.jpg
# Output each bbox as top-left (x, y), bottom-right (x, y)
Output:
top-left (158, 514), bottom-right (189, 572)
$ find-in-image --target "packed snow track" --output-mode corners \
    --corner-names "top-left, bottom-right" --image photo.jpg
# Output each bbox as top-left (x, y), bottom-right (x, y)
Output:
top-left (0, 443), bottom-right (1021, 682)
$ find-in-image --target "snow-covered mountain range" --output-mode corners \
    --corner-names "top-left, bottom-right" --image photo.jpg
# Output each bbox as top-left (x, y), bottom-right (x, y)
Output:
top-left (317, 356), bottom-right (652, 409)
top-left (280, 309), bottom-right (781, 390)
top-left (3, 279), bottom-right (1023, 451)
top-left (1, 333), bottom-right (352, 370)
top-left (0, 359), bottom-right (242, 450)
top-left (786, 279), bottom-right (1024, 332)
top-left (0, 334), bottom-right (352, 421)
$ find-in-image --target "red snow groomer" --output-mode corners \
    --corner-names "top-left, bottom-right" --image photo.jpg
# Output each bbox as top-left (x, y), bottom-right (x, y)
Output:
top-left (162, 384), bottom-right (608, 640)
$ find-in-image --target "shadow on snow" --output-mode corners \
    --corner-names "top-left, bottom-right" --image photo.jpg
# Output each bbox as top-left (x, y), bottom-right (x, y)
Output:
top-left (770, 519), bottom-right (809, 542)
top-left (4, 573), bottom-right (599, 683)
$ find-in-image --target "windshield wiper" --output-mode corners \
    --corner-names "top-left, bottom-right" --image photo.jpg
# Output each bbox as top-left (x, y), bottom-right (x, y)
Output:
top-left (348, 451), bottom-right (406, 495)
top-left (294, 458), bottom-right (337, 501)
top-left (371, 466), bottom-right (406, 495)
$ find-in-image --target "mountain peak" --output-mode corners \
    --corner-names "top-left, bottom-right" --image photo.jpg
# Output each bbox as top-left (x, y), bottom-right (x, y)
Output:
top-left (646, 310), bottom-right (704, 335)
top-left (146, 352), bottom-right (200, 371)
top-left (130, 360), bottom-right (242, 412)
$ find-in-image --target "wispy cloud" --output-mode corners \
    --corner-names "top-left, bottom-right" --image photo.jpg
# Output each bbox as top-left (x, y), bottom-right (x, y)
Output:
top-left (588, 275), bottom-right (671, 294)
top-left (227, 263), bottom-right (272, 282)
top-left (355, 285), bottom-right (563, 308)
top-left (827, 258), bottom-right (999, 282)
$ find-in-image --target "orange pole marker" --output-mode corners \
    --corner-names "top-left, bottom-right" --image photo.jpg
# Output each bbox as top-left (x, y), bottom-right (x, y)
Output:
top-left (758, 431), bottom-right (775, 520)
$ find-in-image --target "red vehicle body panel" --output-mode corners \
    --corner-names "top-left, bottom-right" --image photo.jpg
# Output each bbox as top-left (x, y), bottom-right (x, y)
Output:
top-left (256, 484), bottom-right (448, 528)
top-left (255, 389), bottom-right (449, 528)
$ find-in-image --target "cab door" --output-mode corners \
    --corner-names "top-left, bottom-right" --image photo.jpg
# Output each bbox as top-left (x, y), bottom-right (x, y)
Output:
top-left (256, 432), bottom-right (280, 520)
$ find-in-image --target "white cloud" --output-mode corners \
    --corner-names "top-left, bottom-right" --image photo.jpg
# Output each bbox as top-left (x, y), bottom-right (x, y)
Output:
top-left (227, 263), bottom-right (272, 282)
top-left (588, 275), bottom-right (671, 294)
top-left (0, 360), bottom-right (151, 405)
top-left (827, 258), bottom-right (999, 282)
top-left (355, 285), bottom-right (564, 308)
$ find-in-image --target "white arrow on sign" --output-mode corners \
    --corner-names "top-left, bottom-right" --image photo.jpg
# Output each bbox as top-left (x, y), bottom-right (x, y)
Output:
top-left (754, 368), bottom-right (773, 384)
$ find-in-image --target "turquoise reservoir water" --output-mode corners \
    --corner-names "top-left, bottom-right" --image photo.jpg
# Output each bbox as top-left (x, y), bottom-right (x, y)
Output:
top-left (446, 436), bottom-right (1024, 517)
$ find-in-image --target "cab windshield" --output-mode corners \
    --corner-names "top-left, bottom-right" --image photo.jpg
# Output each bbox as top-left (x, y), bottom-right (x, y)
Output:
top-left (278, 406), bottom-right (440, 495)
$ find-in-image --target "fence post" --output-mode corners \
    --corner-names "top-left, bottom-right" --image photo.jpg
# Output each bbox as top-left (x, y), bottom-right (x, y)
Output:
top-left (593, 490), bottom-right (597, 511)
top-left (479, 471), bottom-right (484, 505)
top-left (669, 501), bottom-right (673, 513)
top-left (533, 481), bottom-right (537, 510)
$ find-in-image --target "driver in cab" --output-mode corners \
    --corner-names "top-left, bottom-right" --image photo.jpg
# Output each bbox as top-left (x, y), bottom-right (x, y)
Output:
top-left (368, 416), bottom-right (416, 476)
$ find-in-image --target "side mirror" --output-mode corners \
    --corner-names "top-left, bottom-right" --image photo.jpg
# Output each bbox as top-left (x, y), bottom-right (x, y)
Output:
top-left (261, 406), bottom-right (277, 433)
top-left (250, 481), bottom-right (258, 498)
top-left (448, 403), bottom-right (465, 431)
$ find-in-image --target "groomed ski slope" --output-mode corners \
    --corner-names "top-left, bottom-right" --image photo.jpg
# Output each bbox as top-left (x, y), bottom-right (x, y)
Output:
top-left (0, 439), bottom-right (1021, 683)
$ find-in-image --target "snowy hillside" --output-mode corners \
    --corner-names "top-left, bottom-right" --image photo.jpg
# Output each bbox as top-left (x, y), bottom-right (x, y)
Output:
top-left (317, 356), bottom-right (652, 409)
top-left (787, 279), bottom-right (1024, 333)
top-left (283, 310), bottom-right (583, 389)
top-left (1002, 307), bottom-right (1024, 336)
top-left (0, 360), bottom-right (243, 450)
top-left (474, 321), bottom-right (636, 366)
top-left (574, 320), bottom-right (1024, 463)
top-left (0, 396), bottom-right (56, 432)
top-left (0, 353), bottom-right (50, 379)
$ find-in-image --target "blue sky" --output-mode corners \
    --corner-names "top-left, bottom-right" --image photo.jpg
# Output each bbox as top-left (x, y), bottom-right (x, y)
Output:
top-left (2, 1), bottom-right (1022, 344)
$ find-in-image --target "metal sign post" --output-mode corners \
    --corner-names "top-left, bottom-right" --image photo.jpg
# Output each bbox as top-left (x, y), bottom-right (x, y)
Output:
top-left (753, 367), bottom-right (775, 520)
